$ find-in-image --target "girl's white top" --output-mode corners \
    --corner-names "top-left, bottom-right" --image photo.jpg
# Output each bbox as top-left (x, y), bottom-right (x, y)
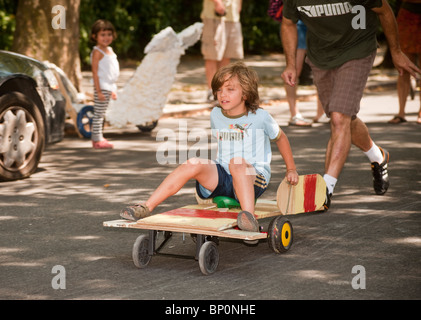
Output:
top-left (90, 46), bottom-right (120, 92)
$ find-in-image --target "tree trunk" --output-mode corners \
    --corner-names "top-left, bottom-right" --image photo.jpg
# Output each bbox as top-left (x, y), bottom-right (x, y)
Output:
top-left (12, 0), bottom-right (82, 91)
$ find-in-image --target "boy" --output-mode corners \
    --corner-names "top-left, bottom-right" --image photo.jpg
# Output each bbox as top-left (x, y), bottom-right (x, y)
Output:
top-left (120, 62), bottom-right (298, 231)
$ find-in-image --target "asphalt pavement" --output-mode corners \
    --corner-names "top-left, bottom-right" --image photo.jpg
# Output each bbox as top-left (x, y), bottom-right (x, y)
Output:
top-left (0, 54), bottom-right (420, 303)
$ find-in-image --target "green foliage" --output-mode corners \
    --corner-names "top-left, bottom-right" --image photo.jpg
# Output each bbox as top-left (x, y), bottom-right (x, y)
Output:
top-left (1, 0), bottom-right (396, 66)
top-left (79, 0), bottom-right (282, 65)
top-left (241, 1), bottom-right (282, 53)
top-left (79, 0), bottom-right (204, 66)
top-left (0, 0), bottom-right (293, 63)
top-left (0, 0), bottom-right (18, 50)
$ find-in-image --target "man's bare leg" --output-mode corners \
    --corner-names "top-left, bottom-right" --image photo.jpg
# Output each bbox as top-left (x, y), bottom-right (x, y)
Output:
top-left (350, 117), bottom-right (374, 152)
top-left (325, 112), bottom-right (352, 179)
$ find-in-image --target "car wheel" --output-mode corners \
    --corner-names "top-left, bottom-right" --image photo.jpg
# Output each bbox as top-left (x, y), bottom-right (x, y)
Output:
top-left (0, 92), bottom-right (45, 181)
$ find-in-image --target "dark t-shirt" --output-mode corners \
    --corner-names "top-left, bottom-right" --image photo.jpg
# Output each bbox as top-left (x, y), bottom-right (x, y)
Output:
top-left (283, 0), bottom-right (383, 69)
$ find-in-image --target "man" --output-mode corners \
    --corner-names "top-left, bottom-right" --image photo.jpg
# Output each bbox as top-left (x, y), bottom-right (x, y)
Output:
top-left (200, 0), bottom-right (244, 101)
top-left (281, 0), bottom-right (421, 209)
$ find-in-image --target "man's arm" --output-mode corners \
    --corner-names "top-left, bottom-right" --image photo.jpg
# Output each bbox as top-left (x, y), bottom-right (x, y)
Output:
top-left (372, 0), bottom-right (421, 77)
top-left (281, 17), bottom-right (298, 86)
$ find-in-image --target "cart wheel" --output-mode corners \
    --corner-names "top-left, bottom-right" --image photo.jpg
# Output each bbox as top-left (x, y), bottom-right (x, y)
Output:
top-left (76, 105), bottom-right (94, 139)
top-left (268, 216), bottom-right (293, 254)
top-left (198, 241), bottom-right (219, 275)
top-left (132, 234), bottom-right (152, 268)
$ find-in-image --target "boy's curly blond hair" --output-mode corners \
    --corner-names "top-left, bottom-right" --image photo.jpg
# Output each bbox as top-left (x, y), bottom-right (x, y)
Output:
top-left (211, 62), bottom-right (260, 113)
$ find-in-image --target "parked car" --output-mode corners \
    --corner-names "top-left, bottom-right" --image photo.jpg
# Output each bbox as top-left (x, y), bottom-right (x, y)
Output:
top-left (0, 50), bottom-right (67, 181)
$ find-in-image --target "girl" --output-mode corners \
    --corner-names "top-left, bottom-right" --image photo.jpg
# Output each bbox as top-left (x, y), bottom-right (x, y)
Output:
top-left (120, 62), bottom-right (299, 232)
top-left (90, 19), bottom-right (119, 149)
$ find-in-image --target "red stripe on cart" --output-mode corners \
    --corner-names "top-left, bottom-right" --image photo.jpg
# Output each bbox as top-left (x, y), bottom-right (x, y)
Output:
top-left (162, 208), bottom-right (238, 220)
top-left (303, 174), bottom-right (317, 212)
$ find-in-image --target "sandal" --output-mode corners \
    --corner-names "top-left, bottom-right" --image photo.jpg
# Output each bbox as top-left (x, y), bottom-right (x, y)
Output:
top-left (388, 115), bottom-right (407, 124)
top-left (313, 114), bottom-right (329, 124)
top-left (93, 139), bottom-right (114, 149)
top-left (237, 210), bottom-right (259, 232)
top-left (289, 114), bottom-right (312, 127)
top-left (120, 203), bottom-right (151, 221)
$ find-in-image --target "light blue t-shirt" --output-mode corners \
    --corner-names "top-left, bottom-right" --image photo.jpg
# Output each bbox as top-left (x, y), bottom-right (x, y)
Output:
top-left (211, 107), bottom-right (281, 184)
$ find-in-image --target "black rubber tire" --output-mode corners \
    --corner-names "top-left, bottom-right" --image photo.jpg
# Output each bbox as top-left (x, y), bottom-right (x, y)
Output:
top-left (132, 234), bottom-right (152, 268)
top-left (267, 216), bottom-right (293, 254)
top-left (198, 241), bottom-right (219, 275)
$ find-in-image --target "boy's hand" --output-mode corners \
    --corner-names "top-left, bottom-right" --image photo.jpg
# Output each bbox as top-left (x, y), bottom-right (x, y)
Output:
top-left (111, 91), bottom-right (117, 100)
top-left (286, 169), bottom-right (299, 186)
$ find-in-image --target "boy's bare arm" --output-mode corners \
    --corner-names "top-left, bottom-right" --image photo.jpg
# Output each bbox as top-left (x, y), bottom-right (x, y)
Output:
top-left (275, 131), bottom-right (299, 185)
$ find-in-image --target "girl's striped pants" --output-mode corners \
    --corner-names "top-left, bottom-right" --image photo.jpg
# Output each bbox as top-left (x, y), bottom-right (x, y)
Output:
top-left (92, 89), bottom-right (111, 142)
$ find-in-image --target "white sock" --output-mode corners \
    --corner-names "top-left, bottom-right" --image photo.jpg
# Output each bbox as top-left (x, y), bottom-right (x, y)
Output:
top-left (364, 143), bottom-right (383, 164)
top-left (323, 174), bottom-right (337, 195)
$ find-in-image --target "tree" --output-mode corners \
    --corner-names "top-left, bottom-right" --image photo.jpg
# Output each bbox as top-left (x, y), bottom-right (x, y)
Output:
top-left (12, 0), bottom-right (82, 90)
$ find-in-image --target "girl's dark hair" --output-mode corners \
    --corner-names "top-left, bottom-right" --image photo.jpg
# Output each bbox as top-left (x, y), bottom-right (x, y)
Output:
top-left (90, 19), bottom-right (117, 43)
top-left (211, 61), bottom-right (260, 113)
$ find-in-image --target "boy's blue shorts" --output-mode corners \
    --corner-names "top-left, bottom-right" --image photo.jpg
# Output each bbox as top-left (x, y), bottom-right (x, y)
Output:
top-left (195, 163), bottom-right (267, 202)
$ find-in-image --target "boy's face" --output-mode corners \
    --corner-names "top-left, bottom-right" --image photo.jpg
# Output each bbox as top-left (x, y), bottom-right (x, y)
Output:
top-left (216, 75), bottom-right (246, 117)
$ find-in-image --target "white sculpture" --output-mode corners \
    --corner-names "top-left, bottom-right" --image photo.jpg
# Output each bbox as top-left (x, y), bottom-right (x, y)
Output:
top-left (106, 22), bottom-right (204, 128)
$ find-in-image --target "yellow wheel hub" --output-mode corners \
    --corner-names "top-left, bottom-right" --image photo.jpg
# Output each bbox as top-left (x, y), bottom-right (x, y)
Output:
top-left (281, 222), bottom-right (292, 248)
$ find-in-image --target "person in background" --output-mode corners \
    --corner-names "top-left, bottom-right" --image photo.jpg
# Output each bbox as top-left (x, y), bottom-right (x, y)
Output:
top-left (281, 0), bottom-right (421, 209)
top-left (388, 0), bottom-right (421, 124)
top-left (284, 20), bottom-right (324, 126)
top-left (90, 19), bottom-right (120, 149)
top-left (200, 0), bottom-right (244, 102)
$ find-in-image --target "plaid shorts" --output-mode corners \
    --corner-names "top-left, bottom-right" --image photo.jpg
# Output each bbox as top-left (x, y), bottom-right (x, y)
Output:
top-left (306, 51), bottom-right (376, 119)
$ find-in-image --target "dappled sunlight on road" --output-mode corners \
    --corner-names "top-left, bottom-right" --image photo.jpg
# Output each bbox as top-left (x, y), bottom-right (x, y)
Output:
top-left (0, 107), bottom-right (420, 299)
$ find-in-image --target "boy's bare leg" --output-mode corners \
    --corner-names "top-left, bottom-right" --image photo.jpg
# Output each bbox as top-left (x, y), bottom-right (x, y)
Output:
top-left (145, 158), bottom-right (218, 211)
top-left (229, 157), bottom-right (256, 214)
top-left (230, 157), bottom-right (260, 232)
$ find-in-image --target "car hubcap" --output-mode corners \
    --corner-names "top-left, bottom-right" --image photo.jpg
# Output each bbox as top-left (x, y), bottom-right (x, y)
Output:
top-left (0, 108), bottom-right (37, 170)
